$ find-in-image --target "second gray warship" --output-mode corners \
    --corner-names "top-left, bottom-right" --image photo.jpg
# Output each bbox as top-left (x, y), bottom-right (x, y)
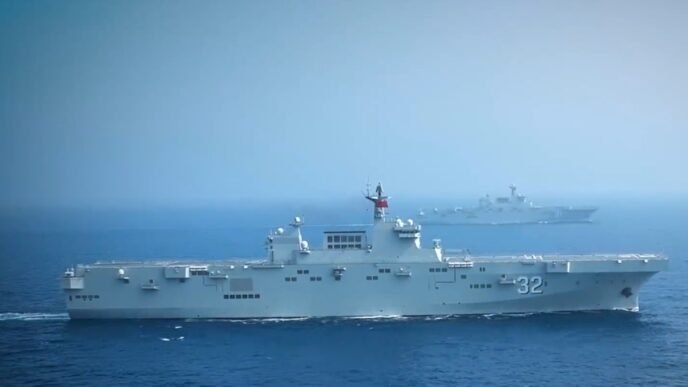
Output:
top-left (418, 185), bottom-right (598, 225)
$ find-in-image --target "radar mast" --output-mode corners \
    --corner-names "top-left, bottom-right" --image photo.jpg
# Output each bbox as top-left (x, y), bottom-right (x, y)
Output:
top-left (509, 184), bottom-right (517, 198)
top-left (365, 182), bottom-right (389, 222)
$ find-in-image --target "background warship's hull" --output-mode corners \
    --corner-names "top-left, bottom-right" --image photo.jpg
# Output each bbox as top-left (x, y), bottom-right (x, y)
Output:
top-left (62, 184), bottom-right (664, 319)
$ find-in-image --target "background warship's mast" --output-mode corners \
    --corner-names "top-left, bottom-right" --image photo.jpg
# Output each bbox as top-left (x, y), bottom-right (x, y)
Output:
top-left (365, 182), bottom-right (389, 223)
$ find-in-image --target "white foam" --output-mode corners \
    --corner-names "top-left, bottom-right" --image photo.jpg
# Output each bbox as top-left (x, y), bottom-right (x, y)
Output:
top-left (0, 312), bottom-right (69, 322)
top-left (424, 315), bottom-right (454, 321)
top-left (343, 314), bottom-right (407, 321)
top-left (259, 317), bottom-right (311, 323)
top-left (183, 316), bottom-right (312, 324)
top-left (482, 312), bottom-right (536, 320)
top-left (613, 306), bottom-right (640, 313)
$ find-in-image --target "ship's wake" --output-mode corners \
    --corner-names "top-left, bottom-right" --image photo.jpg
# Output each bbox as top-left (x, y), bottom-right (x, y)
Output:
top-left (181, 312), bottom-right (602, 325)
top-left (0, 312), bottom-right (70, 321)
top-left (0, 310), bottom-right (637, 324)
top-left (342, 314), bottom-right (407, 321)
top-left (184, 316), bottom-right (312, 324)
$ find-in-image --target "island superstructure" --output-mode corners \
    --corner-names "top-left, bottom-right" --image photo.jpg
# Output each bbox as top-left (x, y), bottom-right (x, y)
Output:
top-left (418, 185), bottom-right (598, 225)
top-left (62, 183), bottom-right (665, 319)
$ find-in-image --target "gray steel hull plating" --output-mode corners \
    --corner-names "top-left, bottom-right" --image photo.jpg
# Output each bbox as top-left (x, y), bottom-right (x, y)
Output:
top-left (65, 260), bottom-right (661, 319)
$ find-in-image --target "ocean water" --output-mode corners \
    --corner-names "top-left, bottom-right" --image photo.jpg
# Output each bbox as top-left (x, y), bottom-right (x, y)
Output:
top-left (1, 198), bottom-right (687, 386)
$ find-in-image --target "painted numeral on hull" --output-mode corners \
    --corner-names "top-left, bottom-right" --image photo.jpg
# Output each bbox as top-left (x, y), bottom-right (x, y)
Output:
top-left (517, 276), bottom-right (543, 294)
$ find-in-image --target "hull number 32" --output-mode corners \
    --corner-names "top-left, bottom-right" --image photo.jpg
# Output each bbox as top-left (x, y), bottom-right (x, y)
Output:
top-left (516, 276), bottom-right (543, 294)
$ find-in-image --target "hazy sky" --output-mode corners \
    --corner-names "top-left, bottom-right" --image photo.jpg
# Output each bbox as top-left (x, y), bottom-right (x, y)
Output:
top-left (1, 0), bottom-right (686, 208)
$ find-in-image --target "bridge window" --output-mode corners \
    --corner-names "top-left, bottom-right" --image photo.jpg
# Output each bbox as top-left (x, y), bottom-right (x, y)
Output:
top-left (325, 232), bottom-right (366, 250)
top-left (227, 294), bottom-right (261, 300)
top-left (190, 268), bottom-right (210, 276)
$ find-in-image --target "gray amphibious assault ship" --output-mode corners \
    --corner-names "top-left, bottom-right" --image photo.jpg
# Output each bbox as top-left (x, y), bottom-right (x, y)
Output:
top-left (62, 184), bottom-right (667, 319)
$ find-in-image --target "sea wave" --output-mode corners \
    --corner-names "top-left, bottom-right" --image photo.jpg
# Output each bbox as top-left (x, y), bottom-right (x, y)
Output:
top-left (184, 316), bottom-right (312, 324)
top-left (0, 312), bottom-right (70, 321)
top-left (342, 314), bottom-right (408, 321)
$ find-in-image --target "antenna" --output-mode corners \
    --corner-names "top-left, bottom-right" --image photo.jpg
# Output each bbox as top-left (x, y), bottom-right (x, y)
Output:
top-left (364, 181), bottom-right (389, 222)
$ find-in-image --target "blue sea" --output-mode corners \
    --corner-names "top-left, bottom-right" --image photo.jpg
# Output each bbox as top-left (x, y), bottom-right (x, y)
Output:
top-left (1, 198), bottom-right (687, 386)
